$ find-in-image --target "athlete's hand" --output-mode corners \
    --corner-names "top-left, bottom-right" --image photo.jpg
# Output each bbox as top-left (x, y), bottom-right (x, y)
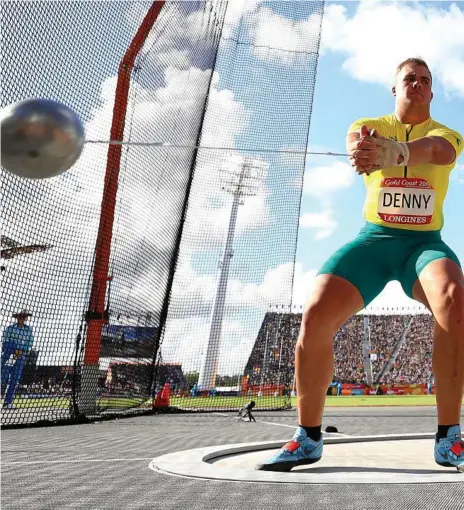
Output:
top-left (347, 126), bottom-right (381, 175)
top-left (348, 125), bottom-right (410, 175)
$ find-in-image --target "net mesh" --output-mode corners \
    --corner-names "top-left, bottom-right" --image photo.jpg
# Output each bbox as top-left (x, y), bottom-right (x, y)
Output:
top-left (2, 1), bottom-right (160, 425)
top-left (157, 1), bottom-right (324, 409)
top-left (1, 0), bottom-right (327, 427)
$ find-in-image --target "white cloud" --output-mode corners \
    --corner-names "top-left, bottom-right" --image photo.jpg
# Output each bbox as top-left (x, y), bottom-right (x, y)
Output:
top-left (298, 159), bottom-right (354, 240)
top-left (250, 6), bottom-right (323, 67)
top-left (367, 281), bottom-right (428, 315)
top-left (160, 258), bottom-right (303, 375)
top-left (158, 259), bottom-right (341, 375)
top-left (279, 144), bottom-right (306, 164)
top-left (222, 0), bottom-right (262, 39)
top-left (303, 160), bottom-right (354, 197)
top-left (240, 262), bottom-right (295, 308)
top-left (291, 264), bottom-right (318, 307)
top-left (322, 2), bottom-right (464, 98)
top-left (270, 264), bottom-right (428, 316)
top-left (160, 315), bottom-right (256, 376)
top-left (299, 210), bottom-right (338, 239)
top-left (452, 163), bottom-right (464, 183)
top-left (202, 72), bottom-right (251, 147)
top-left (162, 257), bottom-right (296, 323)
top-left (129, 3), bottom-right (227, 71)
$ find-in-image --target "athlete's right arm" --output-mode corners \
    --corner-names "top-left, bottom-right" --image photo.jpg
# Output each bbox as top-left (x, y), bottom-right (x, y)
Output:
top-left (346, 117), bottom-right (411, 174)
top-left (346, 124), bottom-right (379, 174)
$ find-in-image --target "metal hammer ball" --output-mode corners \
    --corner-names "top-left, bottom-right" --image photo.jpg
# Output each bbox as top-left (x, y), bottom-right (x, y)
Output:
top-left (1, 99), bottom-right (85, 179)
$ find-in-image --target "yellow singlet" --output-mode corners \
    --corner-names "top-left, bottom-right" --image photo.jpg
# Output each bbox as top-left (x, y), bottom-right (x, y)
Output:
top-left (348, 114), bottom-right (463, 231)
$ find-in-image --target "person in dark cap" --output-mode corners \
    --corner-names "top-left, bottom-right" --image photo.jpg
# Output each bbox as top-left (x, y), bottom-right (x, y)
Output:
top-left (1, 309), bottom-right (34, 409)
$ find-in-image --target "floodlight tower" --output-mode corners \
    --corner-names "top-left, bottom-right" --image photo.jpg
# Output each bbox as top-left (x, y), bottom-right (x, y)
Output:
top-left (197, 156), bottom-right (267, 390)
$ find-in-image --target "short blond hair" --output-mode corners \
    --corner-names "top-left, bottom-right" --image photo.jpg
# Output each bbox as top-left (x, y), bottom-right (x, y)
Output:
top-left (396, 57), bottom-right (432, 81)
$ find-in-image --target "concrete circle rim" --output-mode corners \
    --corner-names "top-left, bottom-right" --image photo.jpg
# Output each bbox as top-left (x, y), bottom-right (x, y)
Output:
top-left (149, 433), bottom-right (464, 485)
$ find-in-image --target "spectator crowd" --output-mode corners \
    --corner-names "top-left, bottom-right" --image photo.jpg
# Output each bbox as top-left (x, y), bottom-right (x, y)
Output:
top-left (244, 312), bottom-right (435, 387)
top-left (4, 311), bottom-right (436, 406)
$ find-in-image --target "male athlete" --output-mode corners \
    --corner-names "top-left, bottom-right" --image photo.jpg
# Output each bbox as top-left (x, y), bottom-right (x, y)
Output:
top-left (256, 58), bottom-right (464, 472)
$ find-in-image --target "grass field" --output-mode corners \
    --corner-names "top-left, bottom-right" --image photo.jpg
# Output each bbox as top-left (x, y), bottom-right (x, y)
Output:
top-left (169, 395), bottom-right (444, 409)
top-left (4, 397), bottom-right (151, 410)
top-left (5, 394), bottom-right (455, 411)
top-left (319, 395), bottom-right (441, 407)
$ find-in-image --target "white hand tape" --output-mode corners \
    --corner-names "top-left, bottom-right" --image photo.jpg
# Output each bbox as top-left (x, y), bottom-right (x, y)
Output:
top-left (375, 138), bottom-right (410, 167)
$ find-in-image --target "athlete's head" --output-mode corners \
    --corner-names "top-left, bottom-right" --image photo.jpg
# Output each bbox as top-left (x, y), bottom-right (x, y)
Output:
top-left (392, 57), bottom-right (433, 108)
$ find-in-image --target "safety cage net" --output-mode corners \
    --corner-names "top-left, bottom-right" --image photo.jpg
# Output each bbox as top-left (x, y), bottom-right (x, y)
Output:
top-left (1, 0), bottom-right (324, 427)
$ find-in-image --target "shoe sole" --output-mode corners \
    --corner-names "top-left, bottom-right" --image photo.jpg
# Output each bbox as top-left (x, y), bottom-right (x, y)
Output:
top-left (435, 459), bottom-right (464, 472)
top-left (255, 456), bottom-right (322, 472)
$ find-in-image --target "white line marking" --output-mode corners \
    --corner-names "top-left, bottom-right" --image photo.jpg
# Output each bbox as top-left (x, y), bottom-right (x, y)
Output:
top-left (212, 413), bottom-right (351, 437)
top-left (253, 420), bottom-right (297, 429)
top-left (2, 458), bottom-right (153, 466)
top-left (255, 420), bottom-right (351, 437)
top-left (324, 432), bottom-right (352, 438)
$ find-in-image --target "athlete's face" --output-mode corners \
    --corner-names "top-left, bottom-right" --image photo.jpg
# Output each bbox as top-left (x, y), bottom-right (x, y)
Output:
top-left (393, 64), bottom-right (433, 106)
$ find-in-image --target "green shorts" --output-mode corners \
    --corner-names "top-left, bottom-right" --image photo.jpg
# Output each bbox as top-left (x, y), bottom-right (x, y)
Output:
top-left (318, 222), bottom-right (461, 307)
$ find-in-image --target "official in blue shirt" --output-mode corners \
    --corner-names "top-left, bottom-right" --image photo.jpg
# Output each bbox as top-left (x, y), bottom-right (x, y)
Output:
top-left (1, 309), bottom-right (34, 409)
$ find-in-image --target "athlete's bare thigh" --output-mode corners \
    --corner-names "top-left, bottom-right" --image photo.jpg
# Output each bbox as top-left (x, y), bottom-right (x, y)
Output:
top-left (303, 274), bottom-right (364, 331)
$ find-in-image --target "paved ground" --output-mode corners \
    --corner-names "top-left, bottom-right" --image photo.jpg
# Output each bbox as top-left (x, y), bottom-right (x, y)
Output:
top-left (2, 407), bottom-right (464, 510)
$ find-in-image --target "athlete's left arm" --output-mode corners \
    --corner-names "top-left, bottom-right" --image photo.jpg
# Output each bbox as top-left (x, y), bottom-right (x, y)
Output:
top-left (406, 128), bottom-right (463, 167)
top-left (405, 137), bottom-right (457, 166)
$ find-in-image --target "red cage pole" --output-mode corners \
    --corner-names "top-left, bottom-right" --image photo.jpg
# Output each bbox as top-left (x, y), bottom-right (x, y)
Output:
top-left (80, 1), bottom-right (165, 413)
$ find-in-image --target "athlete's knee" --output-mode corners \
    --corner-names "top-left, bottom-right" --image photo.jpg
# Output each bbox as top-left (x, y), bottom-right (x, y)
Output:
top-left (299, 302), bottom-right (339, 345)
top-left (433, 280), bottom-right (464, 328)
top-left (301, 303), bottom-right (324, 333)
